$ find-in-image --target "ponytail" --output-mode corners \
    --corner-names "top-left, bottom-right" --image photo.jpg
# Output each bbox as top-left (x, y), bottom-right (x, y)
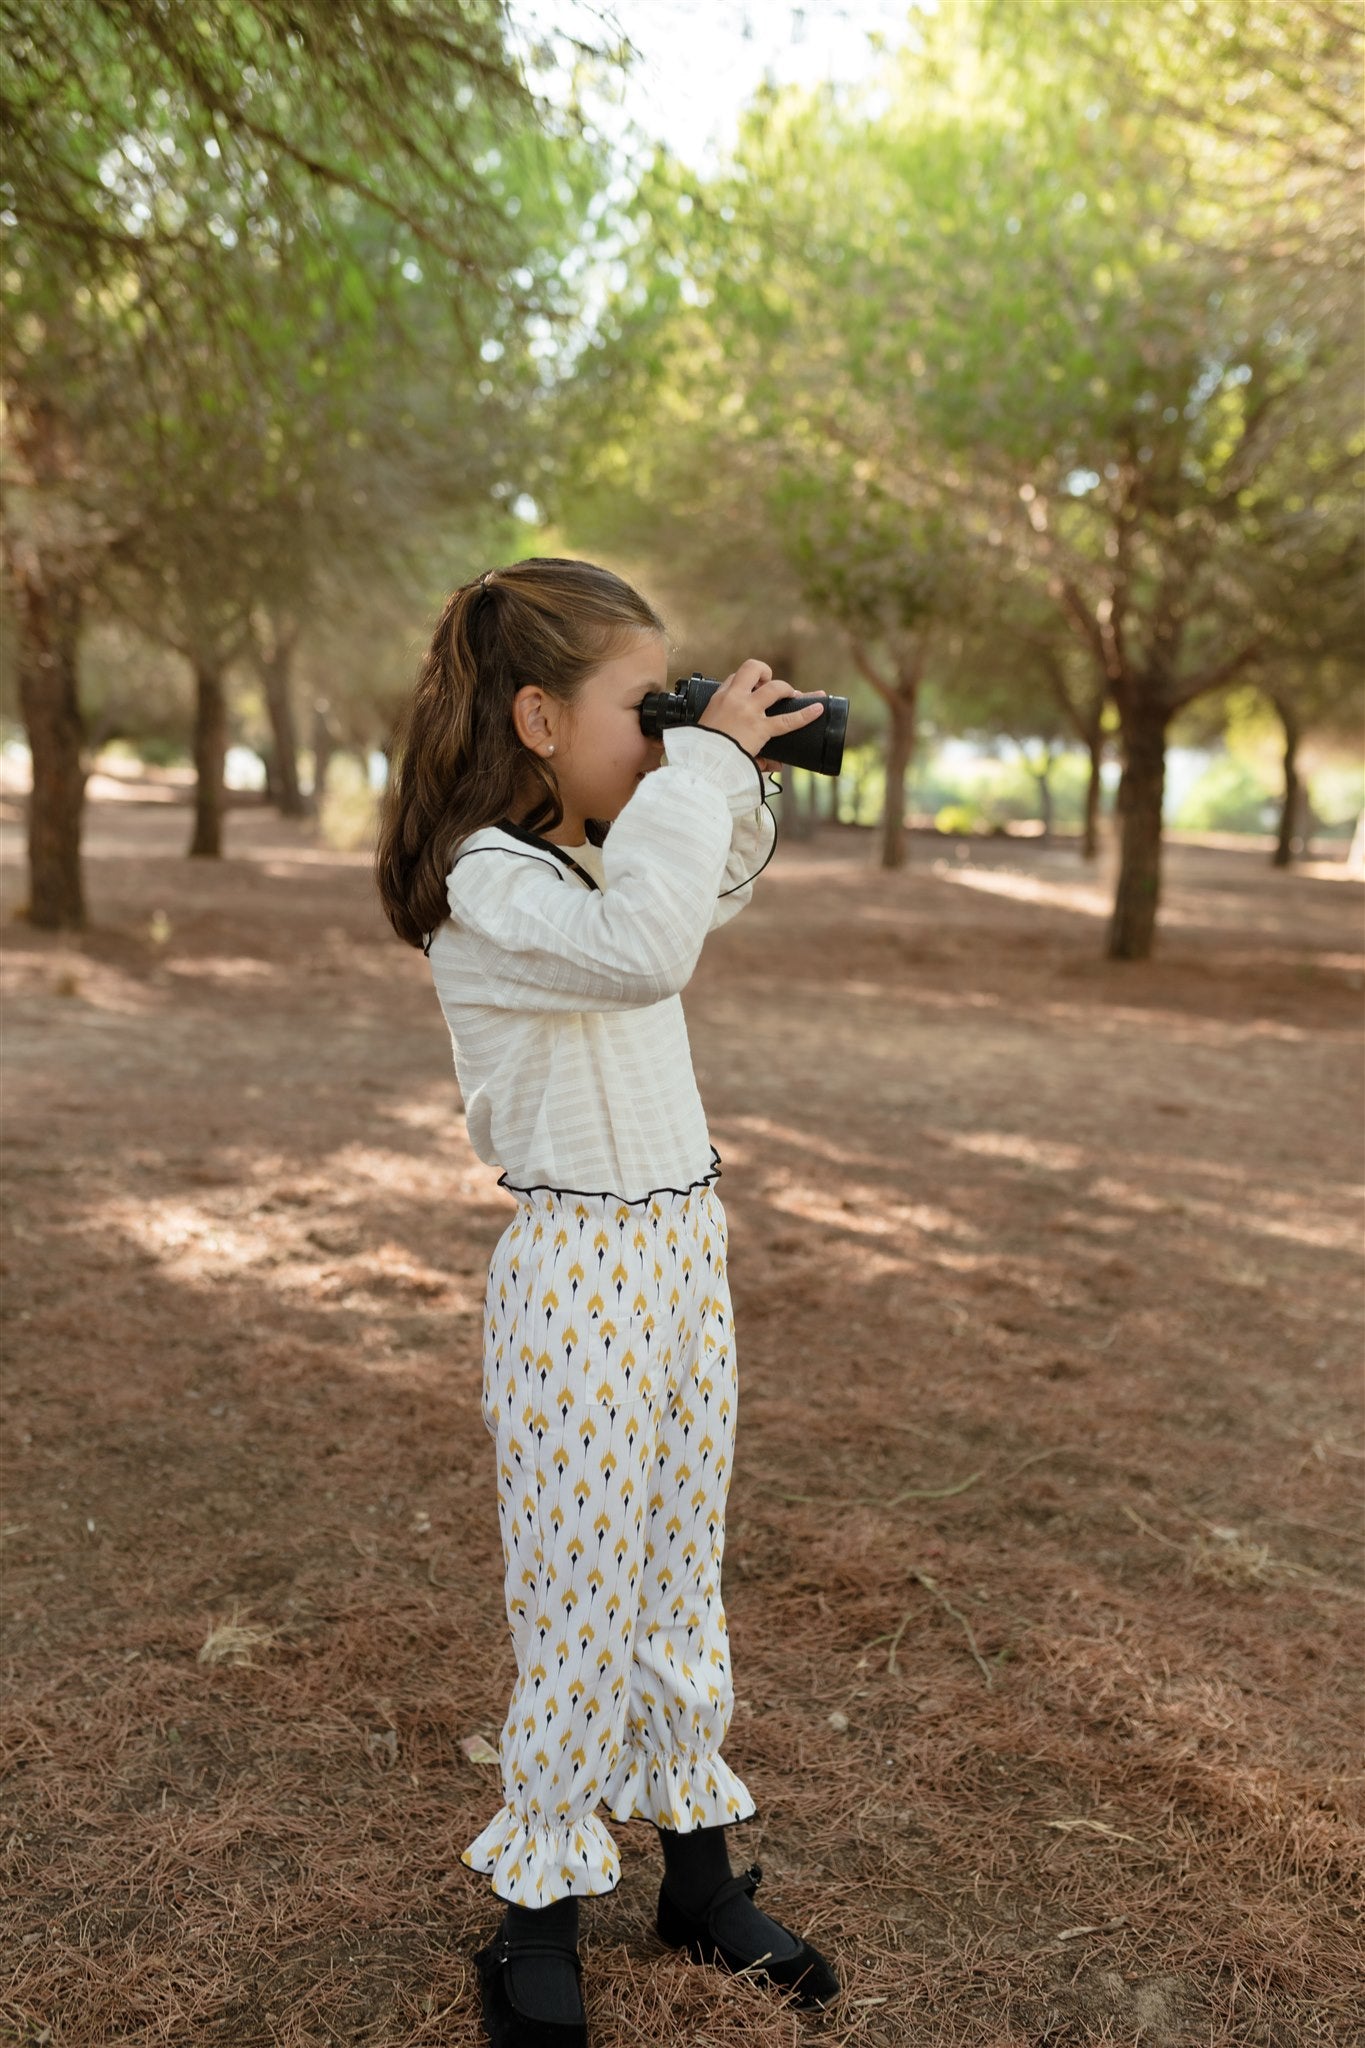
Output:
top-left (375, 558), bottom-right (665, 949)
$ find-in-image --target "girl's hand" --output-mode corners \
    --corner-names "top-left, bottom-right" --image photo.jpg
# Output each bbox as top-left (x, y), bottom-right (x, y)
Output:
top-left (697, 658), bottom-right (827, 763)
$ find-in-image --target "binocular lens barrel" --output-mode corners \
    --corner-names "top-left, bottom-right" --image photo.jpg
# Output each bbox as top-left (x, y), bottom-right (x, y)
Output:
top-left (638, 674), bottom-right (848, 777)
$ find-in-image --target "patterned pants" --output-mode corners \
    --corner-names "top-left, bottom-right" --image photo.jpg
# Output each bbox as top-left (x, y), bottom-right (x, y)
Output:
top-left (462, 1178), bottom-right (756, 1906)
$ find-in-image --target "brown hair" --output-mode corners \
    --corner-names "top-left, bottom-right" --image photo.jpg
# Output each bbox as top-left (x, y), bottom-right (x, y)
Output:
top-left (375, 556), bottom-right (666, 949)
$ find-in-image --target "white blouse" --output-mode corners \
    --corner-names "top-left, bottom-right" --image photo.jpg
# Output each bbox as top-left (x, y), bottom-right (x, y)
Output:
top-left (427, 723), bottom-right (779, 1205)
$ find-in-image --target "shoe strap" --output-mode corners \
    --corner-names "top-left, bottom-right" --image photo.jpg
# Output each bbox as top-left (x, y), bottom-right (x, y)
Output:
top-left (702, 1861), bottom-right (763, 1924)
top-left (489, 1935), bottom-right (583, 1973)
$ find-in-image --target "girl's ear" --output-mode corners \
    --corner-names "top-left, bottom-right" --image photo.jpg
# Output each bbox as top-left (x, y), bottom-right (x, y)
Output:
top-left (510, 683), bottom-right (544, 749)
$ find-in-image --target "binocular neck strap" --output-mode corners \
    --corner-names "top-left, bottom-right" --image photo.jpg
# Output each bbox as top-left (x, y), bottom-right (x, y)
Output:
top-left (495, 817), bottom-right (602, 894)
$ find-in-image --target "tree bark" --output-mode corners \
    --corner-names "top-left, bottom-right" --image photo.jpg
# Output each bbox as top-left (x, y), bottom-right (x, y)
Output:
top-left (1033, 641), bottom-right (1109, 862)
top-left (880, 697), bottom-right (917, 871)
top-left (13, 555), bottom-right (88, 929)
top-left (253, 620), bottom-right (309, 818)
top-left (771, 646), bottom-right (816, 841)
top-left (1271, 693), bottom-right (1301, 868)
top-left (1031, 754), bottom-right (1055, 841)
top-left (311, 698), bottom-right (336, 803)
top-left (847, 629), bottom-right (926, 871)
top-left (188, 658), bottom-right (228, 858)
top-left (1083, 731), bottom-right (1104, 861)
top-left (1107, 696), bottom-right (1169, 960)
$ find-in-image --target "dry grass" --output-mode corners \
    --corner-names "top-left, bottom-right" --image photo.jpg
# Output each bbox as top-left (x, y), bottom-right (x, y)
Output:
top-left (197, 1607), bottom-right (283, 1668)
top-left (2, 792), bottom-right (1361, 2045)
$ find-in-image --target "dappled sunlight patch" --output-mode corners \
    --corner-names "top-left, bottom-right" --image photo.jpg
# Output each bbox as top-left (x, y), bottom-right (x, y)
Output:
top-left (112, 1197), bottom-right (273, 1282)
top-left (318, 1241), bottom-right (464, 1308)
top-left (1159, 1190), bottom-right (1359, 1254)
top-left (933, 861), bottom-right (1119, 919)
top-left (1086, 1174), bottom-right (1193, 1216)
top-left (0, 949), bottom-right (162, 1015)
top-left (97, 1187), bottom-right (479, 1317)
top-left (162, 954), bottom-right (278, 984)
top-left (938, 1129), bottom-right (1086, 1172)
top-left (376, 1097), bottom-right (462, 1135)
top-left (887, 984), bottom-right (1004, 1012)
top-left (725, 1112), bottom-right (898, 1172)
top-left (254, 849), bottom-right (377, 873)
top-left (321, 1142), bottom-right (466, 1203)
top-left (767, 1182), bottom-right (980, 1247)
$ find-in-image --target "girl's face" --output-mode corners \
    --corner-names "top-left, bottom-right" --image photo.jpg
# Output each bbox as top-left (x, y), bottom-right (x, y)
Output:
top-left (513, 629), bottom-right (669, 845)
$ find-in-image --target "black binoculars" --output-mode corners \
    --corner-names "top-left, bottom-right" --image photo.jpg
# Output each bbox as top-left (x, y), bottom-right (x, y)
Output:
top-left (639, 672), bottom-right (848, 777)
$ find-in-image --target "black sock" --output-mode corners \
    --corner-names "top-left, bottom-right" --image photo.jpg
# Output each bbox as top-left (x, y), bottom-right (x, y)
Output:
top-left (656, 1823), bottom-right (801, 1963)
top-left (499, 1893), bottom-right (584, 2026)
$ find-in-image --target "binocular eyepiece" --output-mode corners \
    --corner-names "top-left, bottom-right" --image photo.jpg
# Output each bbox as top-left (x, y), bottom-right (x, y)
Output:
top-left (639, 673), bottom-right (848, 777)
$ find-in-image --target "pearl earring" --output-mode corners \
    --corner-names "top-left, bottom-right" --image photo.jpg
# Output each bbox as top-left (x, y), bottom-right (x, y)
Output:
top-left (547, 745), bottom-right (555, 756)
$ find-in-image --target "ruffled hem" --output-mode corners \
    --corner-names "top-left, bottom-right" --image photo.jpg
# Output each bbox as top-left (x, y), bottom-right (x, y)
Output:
top-left (460, 1802), bottom-right (623, 1904)
top-left (600, 1742), bottom-right (757, 1832)
top-left (496, 1140), bottom-right (724, 1210)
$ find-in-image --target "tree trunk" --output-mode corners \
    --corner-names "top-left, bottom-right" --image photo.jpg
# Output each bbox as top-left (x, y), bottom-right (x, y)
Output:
top-left (311, 698), bottom-right (336, 802)
top-left (773, 648), bottom-right (816, 842)
top-left (255, 627), bottom-right (309, 818)
top-left (1033, 758), bottom-right (1054, 842)
top-left (796, 767), bottom-right (819, 839)
top-left (846, 628), bottom-right (927, 869)
top-left (880, 696), bottom-right (917, 871)
top-left (1346, 810), bottom-right (1365, 875)
top-left (1107, 696), bottom-right (1169, 961)
top-left (13, 558), bottom-right (88, 929)
top-left (1083, 730), bottom-right (1104, 861)
top-left (1271, 694), bottom-right (1301, 869)
top-left (188, 658), bottom-right (228, 858)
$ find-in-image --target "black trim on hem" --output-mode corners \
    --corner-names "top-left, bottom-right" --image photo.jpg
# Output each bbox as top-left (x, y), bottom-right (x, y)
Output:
top-left (494, 1142), bottom-right (723, 1208)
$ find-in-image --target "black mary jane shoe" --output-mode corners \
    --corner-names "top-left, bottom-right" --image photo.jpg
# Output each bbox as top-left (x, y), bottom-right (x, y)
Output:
top-left (655, 1861), bottom-right (841, 2010)
top-left (472, 1928), bottom-right (590, 2048)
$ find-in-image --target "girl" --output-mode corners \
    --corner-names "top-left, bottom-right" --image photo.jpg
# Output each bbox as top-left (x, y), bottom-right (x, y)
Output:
top-left (376, 558), bottom-right (840, 2047)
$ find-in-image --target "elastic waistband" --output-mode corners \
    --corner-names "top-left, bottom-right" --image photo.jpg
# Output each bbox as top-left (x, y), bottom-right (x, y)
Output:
top-left (496, 1144), bottom-right (723, 1220)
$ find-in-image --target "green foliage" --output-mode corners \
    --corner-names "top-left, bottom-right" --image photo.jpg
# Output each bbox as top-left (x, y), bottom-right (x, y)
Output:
top-left (573, 0), bottom-right (1362, 754)
top-left (133, 736), bottom-right (188, 770)
top-left (315, 753), bottom-right (379, 852)
top-left (2, 0), bottom-right (619, 758)
top-left (934, 804), bottom-right (987, 836)
top-left (914, 748), bottom-right (1096, 829)
top-left (1306, 761), bottom-right (1365, 832)
top-left (1172, 755), bottom-right (1277, 833)
top-left (832, 739), bottom-right (1099, 831)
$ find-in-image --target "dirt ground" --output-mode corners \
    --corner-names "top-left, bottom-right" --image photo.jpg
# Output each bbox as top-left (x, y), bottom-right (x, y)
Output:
top-left (2, 777), bottom-right (1362, 2048)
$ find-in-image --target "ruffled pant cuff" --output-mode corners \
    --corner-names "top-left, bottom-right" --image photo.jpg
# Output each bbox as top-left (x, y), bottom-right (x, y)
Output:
top-left (601, 1743), bottom-right (757, 1832)
top-left (461, 1802), bottom-right (622, 1905)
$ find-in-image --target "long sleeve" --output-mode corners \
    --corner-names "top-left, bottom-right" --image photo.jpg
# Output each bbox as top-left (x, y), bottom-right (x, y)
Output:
top-left (446, 723), bottom-right (770, 1013)
top-left (709, 767), bottom-right (780, 933)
